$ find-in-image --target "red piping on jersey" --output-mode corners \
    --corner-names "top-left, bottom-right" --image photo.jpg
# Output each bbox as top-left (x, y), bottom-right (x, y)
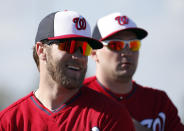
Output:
top-left (30, 90), bottom-right (82, 115)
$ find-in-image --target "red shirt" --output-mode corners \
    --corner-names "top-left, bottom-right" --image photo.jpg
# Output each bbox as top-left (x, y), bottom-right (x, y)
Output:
top-left (84, 76), bottom-right (184, 131)
top-left (0, 86), bottom-right (135, 131)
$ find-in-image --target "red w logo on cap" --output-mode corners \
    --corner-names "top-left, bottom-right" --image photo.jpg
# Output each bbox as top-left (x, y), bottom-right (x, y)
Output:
top-left (73, 17), bottom-right (86, 30)
top-left (115, 16), bottom-right (129, 25)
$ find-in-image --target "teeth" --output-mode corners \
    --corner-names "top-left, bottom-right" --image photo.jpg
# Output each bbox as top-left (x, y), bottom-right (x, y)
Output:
top-left (68, 65), bottom-right (80, 71)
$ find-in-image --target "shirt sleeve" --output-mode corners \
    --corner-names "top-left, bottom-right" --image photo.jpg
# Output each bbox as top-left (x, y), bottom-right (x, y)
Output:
top-left (0, 112), bottom-right (7, 131)
top-left (161, 91), bottom-right (184, 131)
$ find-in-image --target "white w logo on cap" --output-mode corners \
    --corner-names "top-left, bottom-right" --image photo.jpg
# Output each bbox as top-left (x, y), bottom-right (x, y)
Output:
top-left (73, 17), bottom-right (86, 30)
top-left (115, 16), bottom-right (129, 25)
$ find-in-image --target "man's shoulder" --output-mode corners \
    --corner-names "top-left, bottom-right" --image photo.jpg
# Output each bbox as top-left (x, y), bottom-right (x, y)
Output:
top-left (0, 92), bottom-right (33, 120)
top-left (81, 86), bottom-right (128, 114)
top-left (83, 76), bottom-right (96, 85)
top-left (134, 81), bottom-right (169, 99)
top-left (83, 76), bottom-right (101, 91)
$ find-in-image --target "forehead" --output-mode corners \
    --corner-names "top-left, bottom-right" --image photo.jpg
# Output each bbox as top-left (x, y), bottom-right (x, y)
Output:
top-left (105, 30), bottom-right (137, 40)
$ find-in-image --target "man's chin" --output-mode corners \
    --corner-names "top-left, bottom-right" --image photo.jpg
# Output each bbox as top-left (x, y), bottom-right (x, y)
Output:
top-left (59, 75), bottom-right (85, 90)
top-left (62, 81), bottom-right (83, 90)
top-left (115, 72), bottom-right (133, 80)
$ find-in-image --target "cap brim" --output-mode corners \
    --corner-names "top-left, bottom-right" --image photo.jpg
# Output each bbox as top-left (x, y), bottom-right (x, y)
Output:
top-left (48, 34), bottom-right (103, 49)
top-left (100, 27), bottom-right (148, 41)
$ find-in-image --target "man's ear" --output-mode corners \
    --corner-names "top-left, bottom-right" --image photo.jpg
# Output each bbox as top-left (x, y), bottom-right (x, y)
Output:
top-left (35, 42), bottom-right (46, 61)
top-left (91, 50), bottom-right (99, 62)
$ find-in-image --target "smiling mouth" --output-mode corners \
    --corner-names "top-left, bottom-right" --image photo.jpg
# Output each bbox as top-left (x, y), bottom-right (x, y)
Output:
top-left (67, 65), bottom-right (80, 71)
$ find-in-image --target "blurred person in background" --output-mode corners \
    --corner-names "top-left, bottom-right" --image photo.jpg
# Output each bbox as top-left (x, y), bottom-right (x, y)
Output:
top-left (0, 11), bottom-right (135, 131)
top-left (84, 12), bottom-right (184, 131)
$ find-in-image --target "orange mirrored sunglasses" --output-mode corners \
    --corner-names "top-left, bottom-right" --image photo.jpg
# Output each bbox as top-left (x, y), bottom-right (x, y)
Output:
top-left (48, 39), bottom-right (92, 56)
top-left (102, 39), bottom-right (141, 51)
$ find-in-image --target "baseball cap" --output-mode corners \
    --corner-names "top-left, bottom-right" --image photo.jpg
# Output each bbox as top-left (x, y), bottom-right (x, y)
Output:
top-left (92, 12), bottom-right (148, 41)
top-left (35, 10), bottom-right (103, 49)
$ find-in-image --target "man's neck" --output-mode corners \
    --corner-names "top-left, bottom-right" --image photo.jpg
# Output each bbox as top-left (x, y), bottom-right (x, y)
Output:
top-left (35, 78), bottom-right (79, 111)
top-left (96, 75), bottom-right (133, 94)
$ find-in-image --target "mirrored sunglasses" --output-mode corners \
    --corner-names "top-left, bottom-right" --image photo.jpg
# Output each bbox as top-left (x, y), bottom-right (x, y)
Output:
top-left (48, 39), bottom-right (92, 56)
top-left (102, 39), bottom-right (141, 51)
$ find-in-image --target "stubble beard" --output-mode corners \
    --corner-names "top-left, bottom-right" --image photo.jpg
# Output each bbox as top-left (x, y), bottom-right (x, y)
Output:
top-left (47, 54), bottom-right (87, 90)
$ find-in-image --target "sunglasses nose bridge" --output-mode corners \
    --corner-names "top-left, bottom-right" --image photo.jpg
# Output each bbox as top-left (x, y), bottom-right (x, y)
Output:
top-left (74, 46), bottom-right (83, 55)
top-left (120, 42), bottom-right (133, 54)
top-left (78, 46), bottom-right (84, 54)
top-left (121, 41), bottom-right (129, 51)
top-left (124, 42), bottom-right (129, 48)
